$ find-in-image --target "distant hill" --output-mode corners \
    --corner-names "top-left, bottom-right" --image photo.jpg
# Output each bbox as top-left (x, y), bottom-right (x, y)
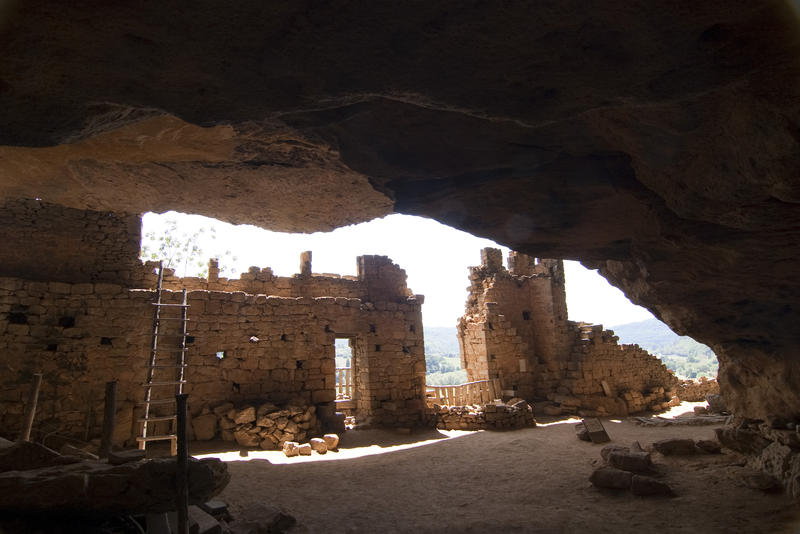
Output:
top-left (610, 318), bottom-right (718, 379)
top-left (423, 326), bottom-right (466, 385)
top-left (424, 326), bottom-right (461, 356)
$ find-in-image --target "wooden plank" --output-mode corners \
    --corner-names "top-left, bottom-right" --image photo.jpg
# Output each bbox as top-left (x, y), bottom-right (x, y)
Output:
top-left (582, 418), bottom-right (610, 443)
top-left (600, 380), bottom-right (613, 397)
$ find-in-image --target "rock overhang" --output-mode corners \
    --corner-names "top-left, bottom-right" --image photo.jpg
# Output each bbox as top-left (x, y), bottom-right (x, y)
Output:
top-left (1, 1), bottom-right (800, 419)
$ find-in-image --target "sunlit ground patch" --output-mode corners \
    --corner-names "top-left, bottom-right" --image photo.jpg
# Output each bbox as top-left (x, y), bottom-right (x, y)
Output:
top-left (194, 428), bottom-right (477, 464)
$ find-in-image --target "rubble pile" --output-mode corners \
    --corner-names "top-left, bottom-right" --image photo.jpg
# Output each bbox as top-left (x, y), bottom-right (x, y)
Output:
top-left (192, 402), bottom-right (320, 449)
top-left (431, 399), bottom-right (536, 431)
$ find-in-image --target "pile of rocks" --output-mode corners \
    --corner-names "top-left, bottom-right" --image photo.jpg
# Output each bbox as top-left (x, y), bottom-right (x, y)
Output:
top-left (589, 442), bottom-right (674, 497)
top-left (431, 399), bottom-right (536, 430)
top-left (192, 402), bottom-right (319, 449)
top-left (282, 433), bottom-right (339, 457)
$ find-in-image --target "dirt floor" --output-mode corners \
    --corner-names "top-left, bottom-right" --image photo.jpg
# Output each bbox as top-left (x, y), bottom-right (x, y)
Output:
top-left (197, 406), bottom-right (800, 533)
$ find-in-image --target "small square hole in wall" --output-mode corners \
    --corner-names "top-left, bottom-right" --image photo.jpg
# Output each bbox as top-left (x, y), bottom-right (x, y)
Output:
top-left (100, 337), bottom-right (112, 346)
top-left (402, 346), bottom-right (409, 354)
top-left (296, 360), bottom-right (303, 369)
top-left (522, 311), bottom-right (531, 321)
top-left (375, 344), bottom-right (381, 352)
top-left (280, 334), bottom-right (287, 341)
top-left (369, 324), bottom-right (376, 333)
top-left (46, 343), bottom-right (58, 352)
top-left (409, 324), bottom-right (416, 333)
top-left (215, 351), bottom-right (226, 360)
top-left (58, 316), bottom-right (75, 328)
top-left (185, 335), bottom-right (195, 344)
top-left (8, 312), bottom-right (27, 325)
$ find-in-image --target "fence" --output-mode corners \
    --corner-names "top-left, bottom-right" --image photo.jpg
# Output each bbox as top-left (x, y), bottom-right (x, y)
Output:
top-left (336, 367), bottom-right (353, 399)
top-left (426, 378), bottom-right (502, 406)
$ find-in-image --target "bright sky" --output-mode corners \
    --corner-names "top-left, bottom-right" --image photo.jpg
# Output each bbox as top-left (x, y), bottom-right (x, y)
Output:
top-left (141, 212), bottom-right (655, 328)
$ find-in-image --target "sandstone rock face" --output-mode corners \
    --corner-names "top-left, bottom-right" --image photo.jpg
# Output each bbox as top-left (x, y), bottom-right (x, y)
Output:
top-left (1, 3), bottom-right (800, 421)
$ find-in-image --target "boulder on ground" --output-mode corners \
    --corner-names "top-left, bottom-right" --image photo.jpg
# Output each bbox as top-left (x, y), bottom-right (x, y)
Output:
top-left (631, 475), bottom-right (674, 496)
top-left (652, 438), bottom-right (698, 456)
top-left (309, 438), bottom-right (327, 454)
top-left (298, 443), bottom-right (312, 456)
top-left (192, 413), bottom-right (218, 441)
top-left (323, 434), bottom-right (340, 450)
top-left (589, 467), bottom-right (632, 490)
top-left (695, 439), bottom-right (722, 454)
top-left (608, 450), bottom-right (653, 473)
top-left (282, 442), bottom-right (299, 457)
top-left (600, 444), bottom-right (629, 462)
top-left (737, 469), bottom-right (783, 492)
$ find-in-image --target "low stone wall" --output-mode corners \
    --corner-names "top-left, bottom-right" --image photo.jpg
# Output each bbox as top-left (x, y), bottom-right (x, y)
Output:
top-left (191, 401), bottom-right (320, 449)
top-left (431, 401), bottom-right (536, 431)
top-left (677, 378), bottom-right (720, 402)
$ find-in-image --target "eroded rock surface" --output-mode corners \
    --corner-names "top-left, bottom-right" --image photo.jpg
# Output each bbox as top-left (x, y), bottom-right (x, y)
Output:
top-left (1, 3), bottom-right (800, 420)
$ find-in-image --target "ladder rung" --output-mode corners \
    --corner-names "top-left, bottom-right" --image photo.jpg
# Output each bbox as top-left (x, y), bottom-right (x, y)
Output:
top-left (152, 303), bottom-right (189, 307)
top-left (138, 415), bottom-right (176, 423)
top-left (143, 380), bottom-right (186, 387)
top-left (138, 398), bottom-right (177, 406)
top-left (153, 348), bottom-right (189, 352)
top-left (136, 434), bottom-right (176, 442)
top-left (157, 317), bottom-right (191, 321)
top-left (151, 364), bottom-right (188, 368)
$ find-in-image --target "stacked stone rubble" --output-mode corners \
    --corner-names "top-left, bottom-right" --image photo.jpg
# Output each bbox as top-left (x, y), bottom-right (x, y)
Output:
top-left (431, 400), bottom-right (536, 431)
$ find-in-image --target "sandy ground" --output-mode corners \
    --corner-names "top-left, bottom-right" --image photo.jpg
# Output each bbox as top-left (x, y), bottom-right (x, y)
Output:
top-left (197, 406), bottom-right (800, 533)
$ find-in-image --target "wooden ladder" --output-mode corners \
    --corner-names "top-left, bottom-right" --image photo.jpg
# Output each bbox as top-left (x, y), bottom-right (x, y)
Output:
top-left (137, 262), bottom-right (189, 455)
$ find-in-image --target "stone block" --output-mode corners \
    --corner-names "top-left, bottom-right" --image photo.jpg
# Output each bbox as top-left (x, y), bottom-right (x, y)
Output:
top-left (282, 441), bottom-right (300, 457)
top-left (298, 443), bottom-right (312, 456)
top-left (309, 438), bottom-right (327, 454)
top-left (589, 467), bottom-right (632, 490)
top-left (323, 434), bottom-right (340, 450)
top-left (233, 406), bottom-right (256, 424)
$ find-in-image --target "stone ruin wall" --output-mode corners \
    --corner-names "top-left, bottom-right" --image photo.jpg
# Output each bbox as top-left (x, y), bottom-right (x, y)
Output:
top-left (458, 248), bottom-right (679, 416)
top-left (0, 201), bottom-right (427, 446)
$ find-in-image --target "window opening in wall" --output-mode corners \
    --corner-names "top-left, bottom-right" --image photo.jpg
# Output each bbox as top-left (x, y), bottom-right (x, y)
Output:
top-left (8, 312), bottom-right (27, 324)
top-left (58, 316), bottom-right (75, 328)
top-left (335, 337), bottom-right (354, 400)
top-left (522, 311), bottom-right (531, 320)
top-left (100, 337), bottom-right (112, 346)
top-left (46, 343), bottom-right (58, 352)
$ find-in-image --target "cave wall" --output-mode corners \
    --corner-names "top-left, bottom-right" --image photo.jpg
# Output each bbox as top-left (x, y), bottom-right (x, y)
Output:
top-left (0, 2), bottom-right (799, 423)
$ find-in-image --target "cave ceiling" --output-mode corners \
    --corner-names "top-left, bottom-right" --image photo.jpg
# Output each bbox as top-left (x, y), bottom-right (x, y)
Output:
top-left (2, 1), bottom-right (800, 416)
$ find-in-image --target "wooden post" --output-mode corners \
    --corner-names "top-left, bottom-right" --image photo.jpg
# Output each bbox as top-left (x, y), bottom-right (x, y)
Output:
top-left (18, 373), bottom-right (42, 442)
top-left (99, 380), bottom-right (118, 458)
top-left (175, 393), bottom-right (189, 534)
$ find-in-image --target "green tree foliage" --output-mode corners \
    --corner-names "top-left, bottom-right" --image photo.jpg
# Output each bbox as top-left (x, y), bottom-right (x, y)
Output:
top-left (140, 219), bottom-right (238, 278)
top-left (611, 319), bottom-right (718, 379)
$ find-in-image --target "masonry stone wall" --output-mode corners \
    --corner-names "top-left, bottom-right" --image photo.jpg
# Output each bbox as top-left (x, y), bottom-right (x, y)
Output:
top-left (457, 248), bottom-right (680, 416)
top-left (0, 274), bottom-right (426, 444)
top-left (0, 199), bottom-right (144, 283)
top-left (0, 203), bottom-right (428, 444)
